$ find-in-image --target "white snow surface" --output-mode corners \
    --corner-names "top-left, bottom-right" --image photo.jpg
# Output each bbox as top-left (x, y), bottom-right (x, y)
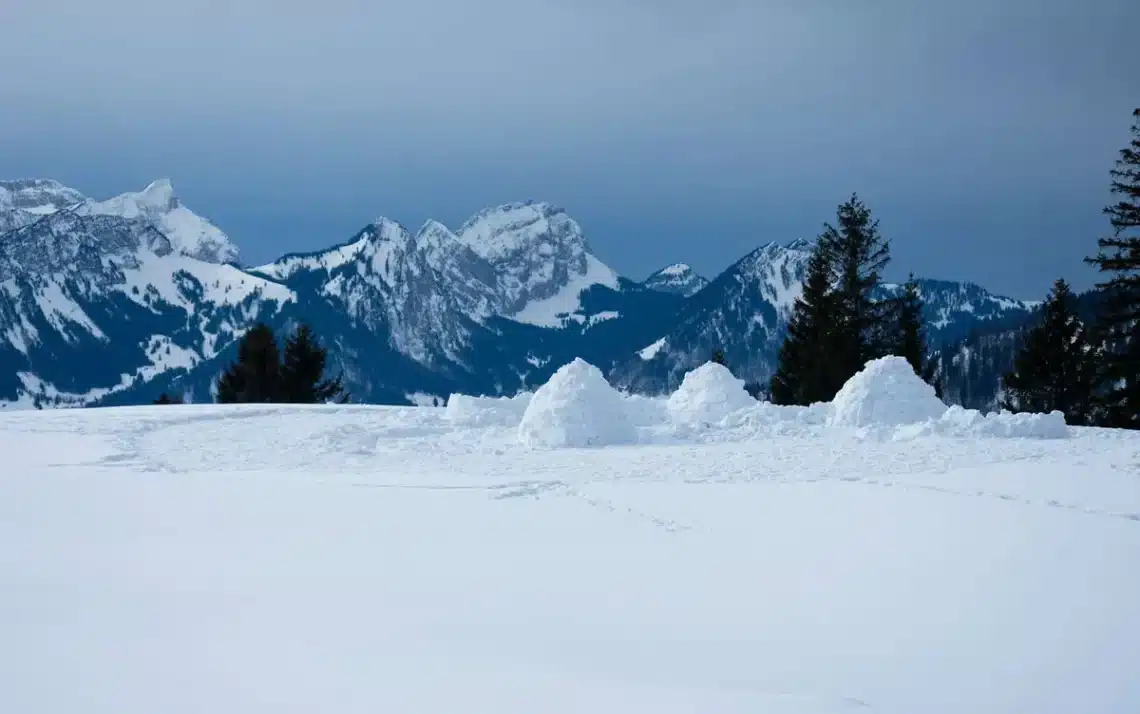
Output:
top-left (3, 388), bottom-right (1140, 713)
top-left (829, 356), bottom-right (952, 428)
top-left (518, 358), bottom-right (638, 447)
top-left (667, 361), bottom-right (756, 426)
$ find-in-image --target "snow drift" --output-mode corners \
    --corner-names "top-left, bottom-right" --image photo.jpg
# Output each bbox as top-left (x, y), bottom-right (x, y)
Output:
top-left (445, 392), bottom-right (533, 427)
top-left (518, 358), bottom-right (638, 448)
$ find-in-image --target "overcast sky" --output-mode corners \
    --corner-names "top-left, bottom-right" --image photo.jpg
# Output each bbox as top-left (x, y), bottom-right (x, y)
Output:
top-left (2, 0), bottom-right (1136, 297)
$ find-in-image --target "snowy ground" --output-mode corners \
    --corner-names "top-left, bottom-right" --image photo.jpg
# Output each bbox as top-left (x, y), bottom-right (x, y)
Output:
top-left (2, 359), bottom-right (1140, 713)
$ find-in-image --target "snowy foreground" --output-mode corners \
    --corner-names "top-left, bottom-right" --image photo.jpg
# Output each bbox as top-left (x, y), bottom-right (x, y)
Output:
top-left (2, 358), bottom-right (1140, 713)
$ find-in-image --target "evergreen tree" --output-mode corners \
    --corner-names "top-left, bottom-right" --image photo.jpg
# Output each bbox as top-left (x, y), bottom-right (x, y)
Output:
top-left (893, 274), bottom-right (925, 375)
top-left (887, 273), bottom-right (942, 396)
top-left (711, 349), bottom-right (726, 366)
top-left (215, 323), bottom-right (282, 403)
top-left (818, 194), bottom-right (892, 377)
top-left (1002, 278), bottom-right (1097, 425)
top-left (770, 244), bottom-right (841, 405)
top-left (1085, 108), bottom-right (1140, 428)
top-left (279, 323), bottom-right (349, 404)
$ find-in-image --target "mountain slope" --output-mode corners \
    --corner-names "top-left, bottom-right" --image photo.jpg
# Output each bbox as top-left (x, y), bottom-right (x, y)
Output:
top-left (0, 207), bottom-right (291, 408)
top-left (76, 179), bottom-right (239, 264)
top-left (612, 240), bottom-right (1036, 394)
top-left (0, 179), bottom-right (86, 233)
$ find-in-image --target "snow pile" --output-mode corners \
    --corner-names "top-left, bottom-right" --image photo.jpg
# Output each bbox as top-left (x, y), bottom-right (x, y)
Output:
top-left (445, 392), bottom-right (532, 427)
top-left (518, 358), bottom-right (638, 448)
top-left (722, 400), bottom-right (832, 437)
top-left (830, 356), bottom-right (948, 428)
top-left (898, 405), bottom-right (1070, 440)
top-left (667, 362), bottom-right (756, 426)
top-left (621, 393), bottom-right (670, 427)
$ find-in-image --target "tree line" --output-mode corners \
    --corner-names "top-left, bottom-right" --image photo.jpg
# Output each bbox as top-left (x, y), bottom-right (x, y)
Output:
top-left (769, 107), bottom-right (1140, 429)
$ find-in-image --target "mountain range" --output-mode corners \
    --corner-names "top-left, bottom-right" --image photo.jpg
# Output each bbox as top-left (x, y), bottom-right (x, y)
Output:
top-left (0, 178), bottom-right (1040, 409)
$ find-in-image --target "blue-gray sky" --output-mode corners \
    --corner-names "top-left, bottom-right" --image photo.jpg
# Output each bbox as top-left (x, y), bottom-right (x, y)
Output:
top-left (2, 0), bottom-right (1136, 298)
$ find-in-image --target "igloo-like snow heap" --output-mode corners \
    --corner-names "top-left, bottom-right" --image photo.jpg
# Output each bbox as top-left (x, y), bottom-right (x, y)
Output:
top-left (667, 361), bottom-right (756, 426)
top-left (829, 356), bottom-right (948, 428)
top-left (517, 358), bottom-right (638, 448)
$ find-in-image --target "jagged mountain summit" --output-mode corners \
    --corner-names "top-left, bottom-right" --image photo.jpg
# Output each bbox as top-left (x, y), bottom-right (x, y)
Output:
top-left (0, 179), bottom-right (1036, 408)
top-left (0, 179), bottom-right (239, 264)
top-left (643, 263), bottom-right (709, 297)
top-left (76, 179), bottom-right (240, 264)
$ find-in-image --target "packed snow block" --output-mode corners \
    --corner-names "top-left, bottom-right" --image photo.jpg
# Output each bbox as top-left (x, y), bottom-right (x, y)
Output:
top-left (445, 392), bottom-right (532, 427)
top-left (667, 362), bottom-right (756, 426)
top-left (830, 355), bottom-right (947, 428)
top-left (518, 358), bottom-right (638, 448)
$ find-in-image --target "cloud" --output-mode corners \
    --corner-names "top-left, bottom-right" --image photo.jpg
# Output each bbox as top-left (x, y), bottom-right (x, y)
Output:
top-left (1, 0), bottom-right (1136, 295)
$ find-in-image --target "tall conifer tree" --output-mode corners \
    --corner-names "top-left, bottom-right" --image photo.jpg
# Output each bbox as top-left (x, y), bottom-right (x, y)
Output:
top-left (818, 194), bottom-right (892, 378)
top-left (216, 323), bottom-right (281, 403)
top-left (279, 323), bottom-right (348, 404)
top-left (770, 244), bottom-right (840, 405)
top-left (1085, 108), bottom-right (1140, 427)
top-left (1002, 278), bottom-right (1097, 424)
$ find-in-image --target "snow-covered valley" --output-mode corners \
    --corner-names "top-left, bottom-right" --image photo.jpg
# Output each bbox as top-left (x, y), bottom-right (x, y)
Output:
top-left (2, 358), bottom-right (1138, 713)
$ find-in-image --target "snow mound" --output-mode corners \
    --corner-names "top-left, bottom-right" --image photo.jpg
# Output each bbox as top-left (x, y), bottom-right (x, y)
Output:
top-left (622, 393), bottom-right (670, 427)
top-left (445, 392), bottom-right (532, 427)
top-left (830, 356), bottom-right (947, 428)
top-left (667, 362), bottom-right (756, 426)
top-left (921, 405), bottom-right (1069, 439)
top-left (518, 359), bottom-right (638, 448)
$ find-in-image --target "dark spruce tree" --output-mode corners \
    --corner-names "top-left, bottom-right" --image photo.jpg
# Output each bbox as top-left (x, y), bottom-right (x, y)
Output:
top-left (711, 350), bottom-right (726, 366)
top-left (279, 323), bottom-right (349, 404)
top-left (890, 274), bottom-right (942, 396)
top-left (893, 274), bottom-right (925, 374)
top-left (818, 194), bottom-right (892, 379)
top-left (215, 323), bottom-right (282, 404)
top-left (1001, 278), bottom-right (1097, 425)
top-left (1085, 107), bottom-right (1140, 428)
top-left (770, 243), bottom-right (841, 405)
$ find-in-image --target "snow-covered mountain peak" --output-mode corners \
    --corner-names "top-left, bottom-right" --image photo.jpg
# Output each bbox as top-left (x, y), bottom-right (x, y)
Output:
top-left (643, 262), bottom-right (709, 297)
top-left (456, 201), bottom-right (587, 262)
top-left (413, 219), bottom-right (460, 247)
top-left (77, 180), bottom-right (239, 265)
top-left (0, 179), bottom-right (88, 233)
top-left (0, 179), bottom-right (86, 214)
top-left (785, 237), bottom-right (814, 252)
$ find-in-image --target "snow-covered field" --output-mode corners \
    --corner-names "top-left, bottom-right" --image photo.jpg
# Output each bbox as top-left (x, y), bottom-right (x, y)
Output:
top-left (2, 358), bottom-right (1139, 713)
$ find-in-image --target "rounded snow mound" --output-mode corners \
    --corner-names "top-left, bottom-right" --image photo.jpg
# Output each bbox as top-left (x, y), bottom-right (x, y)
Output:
top-left (445, 392), bottom-right (532, 427)
top-left (667, 362), bottom-right (756, 426)
top-left (830, 356), bottom-right (947, 428)
top-left (518, 358), bottom-right (638, 448)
